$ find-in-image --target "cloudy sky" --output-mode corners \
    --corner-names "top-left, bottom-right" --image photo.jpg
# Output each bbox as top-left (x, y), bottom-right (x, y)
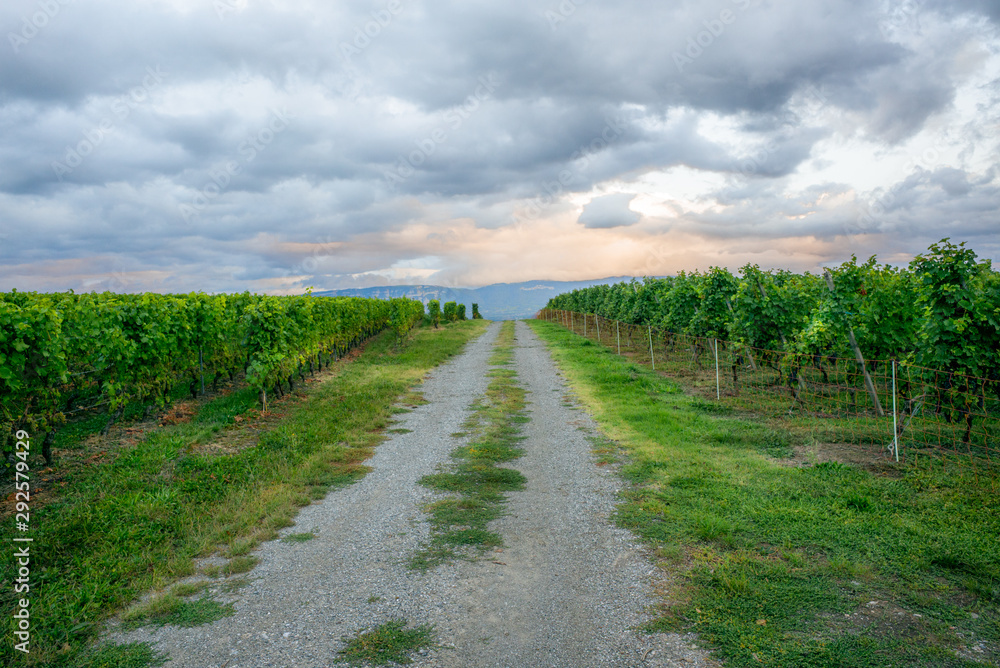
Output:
top-left (1, 0), bottom-right (998, 293)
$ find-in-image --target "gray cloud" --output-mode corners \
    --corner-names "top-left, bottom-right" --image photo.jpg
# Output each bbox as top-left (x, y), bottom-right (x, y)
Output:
top-left (0, 0), bottom-right (997, 289)
top-left (578, 194), bottom-right (641, 229)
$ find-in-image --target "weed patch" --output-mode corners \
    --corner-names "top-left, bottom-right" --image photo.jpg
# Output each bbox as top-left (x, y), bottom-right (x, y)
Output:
top-left (69, 643), bottom-right (167, 668)
top-left (169, 581), bottom-right (209, 598)
top-left (411, 321), bottom-right (528, 569)
top-left (122, 595), bottom-right (234, 629)
top-left (336, 619), bottom-right (434, 666)
top-left (282, 532), bottom-right (316, 543)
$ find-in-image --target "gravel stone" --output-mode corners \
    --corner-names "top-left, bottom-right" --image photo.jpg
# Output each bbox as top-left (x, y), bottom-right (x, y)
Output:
top-left (110, 321), bottom-right (719, 667)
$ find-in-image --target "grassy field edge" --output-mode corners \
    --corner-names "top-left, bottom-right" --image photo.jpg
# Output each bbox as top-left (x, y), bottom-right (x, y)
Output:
top-left (527, 319), bottom-right (998, 668)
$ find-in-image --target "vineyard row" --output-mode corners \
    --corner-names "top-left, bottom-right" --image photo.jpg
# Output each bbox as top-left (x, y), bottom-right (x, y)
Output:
top-left (540, 308), bottom-right (998, 478)
top-left (1, 291), bottom-right (426, 467)
top-left (541, 240), bottom-right (1000, 474)
top-left (545, 240), bottom-right (1000, 389)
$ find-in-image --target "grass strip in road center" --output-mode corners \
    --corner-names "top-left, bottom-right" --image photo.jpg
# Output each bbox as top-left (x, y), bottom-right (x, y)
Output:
top-left (411, 321), bottom-right (529, 570)
top-left (528, 319), bottom-right (999, 668)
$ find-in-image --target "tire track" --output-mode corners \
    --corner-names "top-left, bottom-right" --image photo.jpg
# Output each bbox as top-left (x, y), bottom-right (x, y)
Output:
top-left (413, 321), bottom-right (717, 667)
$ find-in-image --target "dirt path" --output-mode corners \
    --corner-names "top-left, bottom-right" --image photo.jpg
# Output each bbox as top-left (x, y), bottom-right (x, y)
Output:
top-left (418, 321), bottom-right (715, 667)
top-left (113, 321), bottom-right (716, 667)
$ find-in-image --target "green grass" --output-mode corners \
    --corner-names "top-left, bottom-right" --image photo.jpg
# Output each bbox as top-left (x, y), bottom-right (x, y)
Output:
top-left (282, 531), bottom-right (316, 543)
top-left (577, 318), bottom-right (999, 472)
top-left (52, 377), bottom-right (203, 452)
top-left (222, 556), bottom-right (259, 576)
top-left (194, 386), bottom-right (260, 425)
top-left (62, 644), bottom-right (167, 668)
top-left (219, 576), bottom-right (253, 594)
top-left (169, 581), bottom-right (209, 598)
top-left (411, 321), bottom-right (528, 570)
top-left (336, 619), bottom-right (434, 666)
top-left (0, 320), bottom-right (489, 667)
top-left (121, 595), bottom-right (235, 629)
top-left (529, 320), bottom-right (1000, 668)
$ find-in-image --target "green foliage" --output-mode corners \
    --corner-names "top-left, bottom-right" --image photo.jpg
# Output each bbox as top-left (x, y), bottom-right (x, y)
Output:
top-left (471, 303), bottom-right (482, 319)
top-left (910, 239), bottom-right (999, 378)
top-left (729, 265), bottom-right (824, 350)
top-left (544, 239), bottom-right (1000, 385)
top-left (0, 293), bottom-right (68, 437)
top-left (908, 240), bottom-right (1000, 427)
top-left (388, 298), bottom-right (426, 343)
top-left (457, 303), bottom-right (467, 320)
top-left (687, 267), bottom-right (738, 339)
top-left (442, 301), bottom-right (458, 322)
top-left (795, 256), bottom-right (922, 362)
top-left (427, 299), bottom-right (441, 328)
top-left (0, 292), bottom-right (424, 473)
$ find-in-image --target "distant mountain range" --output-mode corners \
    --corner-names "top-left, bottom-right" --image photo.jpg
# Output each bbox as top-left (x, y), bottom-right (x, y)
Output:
top-left (313, 277), bottom-right (633, 320)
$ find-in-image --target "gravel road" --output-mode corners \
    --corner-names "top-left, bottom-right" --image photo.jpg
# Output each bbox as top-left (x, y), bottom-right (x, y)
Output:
top-left (112, 321), bottom-right (718, 667)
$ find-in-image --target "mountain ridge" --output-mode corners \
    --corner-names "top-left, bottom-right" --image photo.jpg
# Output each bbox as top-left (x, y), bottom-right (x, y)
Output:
top-left (313, 277), bottom-right (633, 320)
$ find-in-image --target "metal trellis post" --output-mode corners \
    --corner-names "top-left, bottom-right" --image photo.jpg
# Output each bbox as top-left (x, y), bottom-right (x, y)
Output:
top-left (648, 326), bottom-right (655, 371)
top-left (715, 339), bottom-right (720, 400)
top-left (892, 359), bottom-right (899, 462)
